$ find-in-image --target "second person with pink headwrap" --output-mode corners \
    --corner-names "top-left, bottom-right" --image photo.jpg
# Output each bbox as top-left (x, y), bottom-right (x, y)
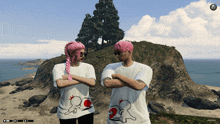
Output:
top-left (52, 41), bottom-right (96, 124)
top-left (101, 41), bottom-right (153, 124)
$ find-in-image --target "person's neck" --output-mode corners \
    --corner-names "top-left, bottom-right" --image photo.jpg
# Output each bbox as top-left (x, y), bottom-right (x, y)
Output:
top-left (122, 59), bottom-right (133, 67)
top-left (71, 62), bottom-right (80, 67)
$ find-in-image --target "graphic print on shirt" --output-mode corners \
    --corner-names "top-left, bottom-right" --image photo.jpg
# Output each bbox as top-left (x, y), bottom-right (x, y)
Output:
top-left (64, 95), bottom-right (93, 115)
top-left (108, 99), bottom-right (136, 123)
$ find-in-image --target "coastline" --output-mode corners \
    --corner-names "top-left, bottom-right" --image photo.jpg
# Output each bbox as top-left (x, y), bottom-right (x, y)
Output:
top-left (203, 85), bottom-right (220, 91)
top-left (0, 73), bottom-right (36, 85)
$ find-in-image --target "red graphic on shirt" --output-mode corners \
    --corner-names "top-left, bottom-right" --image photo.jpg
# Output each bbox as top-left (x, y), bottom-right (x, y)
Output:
top-left (108, 99), bottom-right (136, 123)
top-left (84, 100), bottom-right (92, 108)
top-left (109, 108), bottom-right (117, 119)
top-left (119, 98), bottom-right (123, 103)
top-left (70, 95), bottom-right (74, 100)
top-left (64, 96), bottom-right (93, 115)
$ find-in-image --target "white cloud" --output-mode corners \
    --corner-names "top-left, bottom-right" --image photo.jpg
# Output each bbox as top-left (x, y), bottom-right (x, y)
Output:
top-left (0, 39), bottom-right (69, 58)
top-left (0, 38), bottom-right (107, 58)
top-left (123, 0), bottom-right (220, 59)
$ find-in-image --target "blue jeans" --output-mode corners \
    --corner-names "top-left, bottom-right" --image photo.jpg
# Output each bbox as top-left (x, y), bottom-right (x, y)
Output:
top-left (59, 113), bottom-right (94, 124)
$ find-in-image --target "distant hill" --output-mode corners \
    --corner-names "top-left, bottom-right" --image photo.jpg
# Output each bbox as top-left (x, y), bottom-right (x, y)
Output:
top-left (16, 59), bottom-right (44, 66)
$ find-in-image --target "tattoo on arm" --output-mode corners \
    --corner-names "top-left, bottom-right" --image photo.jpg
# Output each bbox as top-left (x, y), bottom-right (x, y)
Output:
top-left (137, 80), bottom-right (143, 83)
top-left (103, 77), bottom-right (111, 86)
top-left (104, 77), bottom-right (111, 81)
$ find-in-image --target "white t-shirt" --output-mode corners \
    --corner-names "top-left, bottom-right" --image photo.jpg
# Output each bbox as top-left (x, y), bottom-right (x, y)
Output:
top-left (101, 61), bottom-right (153, 124)
top-left (52, 62), bottom-right (96, 119)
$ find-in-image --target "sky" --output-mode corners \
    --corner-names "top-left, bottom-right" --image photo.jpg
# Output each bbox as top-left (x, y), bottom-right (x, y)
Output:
top-left (0, 0), bottom-right (219, 59)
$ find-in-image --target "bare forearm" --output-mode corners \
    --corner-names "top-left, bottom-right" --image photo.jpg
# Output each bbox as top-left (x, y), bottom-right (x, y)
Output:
top-left (105, 79), bottom-right (126, 88)
top-left (62, 74), bottom-right (95, 87)
top-left (116, 74), bottom-right (140, 90)
top-left (58, 79), bottom-right (80, 88)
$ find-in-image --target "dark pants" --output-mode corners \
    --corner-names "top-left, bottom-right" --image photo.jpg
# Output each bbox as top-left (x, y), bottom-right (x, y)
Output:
top-left (59, 113), bottom-right (94, 124)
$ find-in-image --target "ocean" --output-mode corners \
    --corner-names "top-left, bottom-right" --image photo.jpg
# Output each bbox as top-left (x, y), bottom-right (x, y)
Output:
top-left (0, 59), bottom-right (43, 82)
top-left (0, 59), bottom-right (220, 87)
top-left (183, 59), bottom-right (220, 87)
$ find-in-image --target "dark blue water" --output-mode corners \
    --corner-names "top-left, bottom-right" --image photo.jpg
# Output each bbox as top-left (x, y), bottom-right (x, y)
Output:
top-left (0, 59), bottom-right (220, 87)
top-left (183, 59), bottom-right (220, 87)
top-left (0, 59), bottom-right (44, 82)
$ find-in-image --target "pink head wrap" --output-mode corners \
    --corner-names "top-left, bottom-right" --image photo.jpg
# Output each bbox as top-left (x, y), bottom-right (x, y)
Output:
top-left (114, 41), bottom-right (133, 53)
top-left (64, 41), bottom-right (85, 81)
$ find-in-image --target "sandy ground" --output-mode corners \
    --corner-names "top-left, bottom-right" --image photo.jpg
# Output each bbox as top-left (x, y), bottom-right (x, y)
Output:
top-left (0, 83), bottom-right (220, 124)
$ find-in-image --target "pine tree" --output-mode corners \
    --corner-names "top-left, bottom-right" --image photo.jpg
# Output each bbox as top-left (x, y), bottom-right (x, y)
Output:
top-left (75, 14), bottom-right (97, 53)
top-left (76, 0), bottom-right (124, 51)
top-left (93, 0), bottom-right (124, 47)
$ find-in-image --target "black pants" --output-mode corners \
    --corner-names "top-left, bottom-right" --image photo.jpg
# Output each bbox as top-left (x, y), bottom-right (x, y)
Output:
top-left (59, 113), bottom-right (94, 124)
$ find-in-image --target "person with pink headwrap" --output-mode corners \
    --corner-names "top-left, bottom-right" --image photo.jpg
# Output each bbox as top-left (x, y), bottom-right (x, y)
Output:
top-left (52, 41), bottom-right (96, 124)
top-left (101, 41), bottom-right (153, 124)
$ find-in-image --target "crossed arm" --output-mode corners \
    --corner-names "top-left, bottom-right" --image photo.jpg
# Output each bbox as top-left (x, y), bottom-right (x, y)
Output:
top-left (56, 73), bottom-right (145, 90)
top-left (103, 74), bottom-right (146, 90)
top-left (56, 74), bottom-right (95, 89)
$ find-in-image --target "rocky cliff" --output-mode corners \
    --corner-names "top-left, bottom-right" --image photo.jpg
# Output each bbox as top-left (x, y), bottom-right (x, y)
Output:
top-left (17, 59), bottom-right (44, 66)
top-left (28, 41), bottom-right (218, 109)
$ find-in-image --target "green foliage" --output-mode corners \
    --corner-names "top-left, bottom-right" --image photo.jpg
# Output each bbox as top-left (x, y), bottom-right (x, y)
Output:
top-left (75, 14), bottom-right (99, 53)
top-left (76, 0), bottom-right (124, 50)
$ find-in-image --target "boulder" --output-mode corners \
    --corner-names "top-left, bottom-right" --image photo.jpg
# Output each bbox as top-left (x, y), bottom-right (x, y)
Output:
top-left (22, 99), bottom-right (41, 107)
top-left (28, 95), bottom-right (47, 105)
top-left (0, 81), bottom-right (10, 87)
top-left (9, 84), bottom-right (33, 94)
top-left (50, 106), bottom-right (57, 113)
top-left (15, 78), bottom-right (33, 86)
top-left (183, 97), bottom-right (220, 110)
top-left (23, 101), bottom-right (32, 107)
top-left (211, 89), bottom-right (220, 97)
top-left (15, 84), bottom-right (33, 91)
top-left (9, 91), bottom-right (16, 94)
top-left (148, 101), bottom-right (167, 114)
top-left (147, 101), bottom-right (176, 115)
top-left (214, 101), bottom-right (220, 106)
top-left (32, 103), bottom-right (40, 107)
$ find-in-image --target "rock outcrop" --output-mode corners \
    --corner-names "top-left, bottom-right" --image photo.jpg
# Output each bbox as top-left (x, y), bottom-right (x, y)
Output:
top-left (18, 41), bottom-right (220, 115)
top-left (0, 82), bottom-right (10, 87)
top-left (148, 101), bottom-right (171, 115)
top-left (16, 59), bottom-right (44, 66)
top-left (183, 97), bottom-right (220, 110)
top-left (0, 73), bottom-right (36, 89)
top-left (9, 84), bottom-right (34, 94)
top-left (15, 77), bottom-right (33, 86)
top-left (23, 95), bottom-right (47, 107)
top-left (21, 67), bottom-right (37, 70)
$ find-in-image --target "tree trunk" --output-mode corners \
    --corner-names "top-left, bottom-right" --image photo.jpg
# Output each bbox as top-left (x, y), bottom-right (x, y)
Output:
top-left (101, 38), bottom-right (104, 48)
